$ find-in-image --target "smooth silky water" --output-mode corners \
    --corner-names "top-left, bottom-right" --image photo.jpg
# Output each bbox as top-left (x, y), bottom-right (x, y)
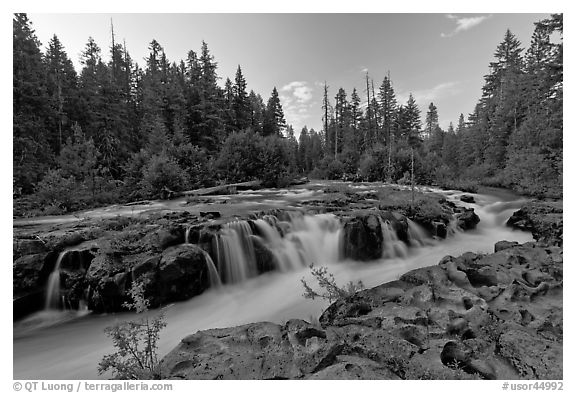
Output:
top-left (13, 186), bottom-right (533, 379)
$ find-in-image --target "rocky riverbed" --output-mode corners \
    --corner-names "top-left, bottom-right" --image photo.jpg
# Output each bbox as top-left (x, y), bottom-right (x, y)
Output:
top-left (13, 183), bottom-right (480, 318)
top-left (159, 198), bottom-right (563, 380)
top-left (13, 182), bottom-right (561, 380)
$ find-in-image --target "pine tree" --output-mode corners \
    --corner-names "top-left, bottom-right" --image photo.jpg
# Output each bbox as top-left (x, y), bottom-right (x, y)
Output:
top-left (248, 90), bottom-right (266, 135)
top-left (378, 74), bottom-right (397, 146)
top-left (44, 35), bottom-right (79, 154)
top-left (233, 65), bottom-right (251, 131)
top-left (13, 13), bottom-right (53, 193)
top-left (262, 87), bottom-right (286, 136)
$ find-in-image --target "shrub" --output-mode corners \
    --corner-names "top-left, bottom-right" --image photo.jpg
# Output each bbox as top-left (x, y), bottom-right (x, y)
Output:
top-left (140, 153), bottom-right (189, 198)
top-left (99, 279), bottom-right (166, 379)
top-left (34, 169), bottom-right (76, 213)
top-left (301, 265), bottom-right (364, 303)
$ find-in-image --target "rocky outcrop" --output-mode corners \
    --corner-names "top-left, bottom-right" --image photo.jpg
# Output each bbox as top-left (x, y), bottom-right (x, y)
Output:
top-left (342, 213), bottom-right (384, 261)
top-left (157, 244), bottom-right (211, 302)
top-left (160, 242), bottom-right (562, 380)
top-left (456, 208), bottom-right (480, 230)
top-left (507, 201), bottom-right (562, 246)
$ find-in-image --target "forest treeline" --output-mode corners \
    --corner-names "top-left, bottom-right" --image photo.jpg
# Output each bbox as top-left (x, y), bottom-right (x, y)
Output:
top-left (13, 14), bottom-right (562, 215)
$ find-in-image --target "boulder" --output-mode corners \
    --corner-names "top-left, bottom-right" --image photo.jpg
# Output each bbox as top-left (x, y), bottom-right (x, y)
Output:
top-left (494, 240), bottom-right (519, 252)
top-left (460, 195), bottom-right (475, 204)
top-left (251, 236), bottom-right (277, 274)
top-left (13, 252), bottom-right (58, 297)
top-left (157, 244), bottom-right (211, 302)
top-left (456, 209), bottom-right (480, 230)
top-left (156, 226), bottom-right (185, 250)
top-left (507, 201), bottom-right (563, 246)
top-left (342, 213), bottom-right (383, 261)
top-left (85, 253), bottom-right (129, 312)
top-left (13, 238), bottom-right (48, 259)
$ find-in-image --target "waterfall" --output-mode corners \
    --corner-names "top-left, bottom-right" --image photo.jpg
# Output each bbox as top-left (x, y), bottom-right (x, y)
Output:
top-left (256, 213), bottom-right (342, 270)
top-left (184, 226), bottom-right (191, 244)
top-left (214, 220), bottom-right (258, 284)
top-left (201, 250), bottom-right (222, 288)
top-left (44, 250), bottom-right (68, 310)
top-left (378, 218), bottom-right (408, 259)
top-left (407, 218), bottom-right (432, 247)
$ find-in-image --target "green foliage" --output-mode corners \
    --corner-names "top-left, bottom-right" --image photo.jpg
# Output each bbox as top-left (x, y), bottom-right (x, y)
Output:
top-left (140, 153), bottom-right (189, 197)
top-left (33, 169), bottom-right (76, 213)
top-left (301, 265), bottom-right (364, 303)
top-left (14, 13), bottom-right (563, 214)
top-left (99, 279), bottom-right (166, 380)
top-left (258, 135), bottom-right (292, 188)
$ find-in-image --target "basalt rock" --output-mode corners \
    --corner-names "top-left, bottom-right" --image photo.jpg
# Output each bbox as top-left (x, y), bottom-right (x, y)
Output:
top-left (157, 244), bottom-right (211, 302)
top-left (507, 201), bottom-right (562, 246)
top-left (456, 209), bottom-right (480, 230)
top-left (460, 195), bottom-right (476, 204)
top-left (161, 241), bottom-right (562, 380)
top-left (342, 212), bottom-right (384, 261)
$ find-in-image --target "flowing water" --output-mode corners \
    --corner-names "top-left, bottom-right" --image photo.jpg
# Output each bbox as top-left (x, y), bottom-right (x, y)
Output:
top-left (13, 185), bottom-right (533, 379)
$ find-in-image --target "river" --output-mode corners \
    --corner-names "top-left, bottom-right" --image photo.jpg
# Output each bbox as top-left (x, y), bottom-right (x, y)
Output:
top-left (13, 184), bottom-right (533, 379)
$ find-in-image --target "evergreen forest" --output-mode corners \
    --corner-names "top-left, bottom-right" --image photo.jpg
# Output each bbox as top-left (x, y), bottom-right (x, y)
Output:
top-left (13, 14), bottom-right (563, 216)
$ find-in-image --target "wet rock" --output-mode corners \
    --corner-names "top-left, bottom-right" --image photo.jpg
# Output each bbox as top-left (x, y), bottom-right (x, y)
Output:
top-left (495, 240), bottom-right (519, 252)
top-left (460, 195), bottom-right (475, 203)
top-left (432, 221), bottom-right (448, 238)
top-left (199, 211), bottom-right (221, 219)
top-left (85, 253), bottom-right (128, 312)
top-left (456, 209), bottom-right (480, 230)
top-left (342, 213), bottom-right (383, 261)
top-left (157, 244), bottom-right (211, 302)
top-left (507, 201), bottom-right (563, 246)
top-left (13, 252), bottom-right (58, 297)
top-left (155, 226), bottom-right (185, 250)
top-left (251, 236), bottom-right (277, 274)
top-left (13, 238), bottom-right (48, 259)
top-left (160, 239), bottom-right (563, 380)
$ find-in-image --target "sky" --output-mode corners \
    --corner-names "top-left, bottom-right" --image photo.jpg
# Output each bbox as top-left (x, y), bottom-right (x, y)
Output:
top-left (27, 13), bottom-right (550, 136)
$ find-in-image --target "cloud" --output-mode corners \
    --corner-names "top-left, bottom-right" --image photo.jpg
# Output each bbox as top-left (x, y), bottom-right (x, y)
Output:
top-left (279, 81), bottom-right (316, 134)
top-left (441, 14), bottom-right (491, 38)
top-left (281, 81), bottom-right (313, 104)
top-left (397, 81), bottom-right (461, 106)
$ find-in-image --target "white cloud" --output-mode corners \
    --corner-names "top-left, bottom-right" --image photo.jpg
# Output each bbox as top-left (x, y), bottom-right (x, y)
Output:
top-left (441, 14), bottom-right (491, 38)
top-left (279, 81), bottom-right (316, 134)
top-left (397, 81), bottom-right (461, 106)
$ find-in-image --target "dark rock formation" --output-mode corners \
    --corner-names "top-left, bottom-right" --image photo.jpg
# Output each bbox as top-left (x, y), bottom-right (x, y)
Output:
top-left (160, 242), bottom-right (563, 380)
top-left (507, 201), bottom-right (563, 246)
top-left (494, 240), bottom-right (519, 252)
top-left (342, 212), bottom-right (383, 261)
top-left (460, 195), bottom-right (475, 204)
top-left (157, 244), bottom-right (211, 302)
top-left (456, 209), bottom-right (480, 230)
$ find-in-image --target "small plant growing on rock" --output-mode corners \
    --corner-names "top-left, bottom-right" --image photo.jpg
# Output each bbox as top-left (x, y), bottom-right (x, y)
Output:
top-left (98, 279), bottom-right (166, 379)
top-left (301, 265), bottom-right (365, 303)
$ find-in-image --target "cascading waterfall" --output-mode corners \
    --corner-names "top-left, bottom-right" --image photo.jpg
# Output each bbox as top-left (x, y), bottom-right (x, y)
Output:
top-left (44, 250), bottom-right (69, 310)
top-left (254, 213), bottom-right (342, 272)
top-left (407, 218), bottom-right (432, 247)
top-left (214, 220), bottom-right (259, 284)
top-left (201, 250), bottom-right (222, 288)
top-left (184, 226), bottom-right (191, 244)
top-left (378, 217), bottom-right (409, 259)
